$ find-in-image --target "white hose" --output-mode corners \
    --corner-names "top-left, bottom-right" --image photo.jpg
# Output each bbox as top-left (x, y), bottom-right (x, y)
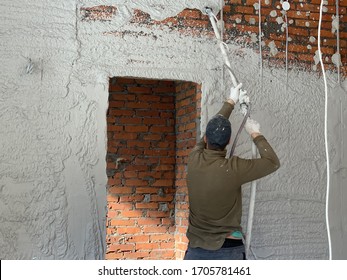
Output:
top-left (245, 143), bottom-right (258, 258)
top-left (205, 8), bottom-right (238, 87)
top-left (318, 0), bottom-right (332, 260)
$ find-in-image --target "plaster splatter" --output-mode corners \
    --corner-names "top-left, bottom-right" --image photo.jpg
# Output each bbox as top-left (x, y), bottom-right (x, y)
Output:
top-left (331, 15), bottom-right (339, 35)
top-left (268, 41), bottom-right (279, 56)
top-left (309, 36), bottom-right (316, 43)
top-left (270, 10), bottom-right (277, 18)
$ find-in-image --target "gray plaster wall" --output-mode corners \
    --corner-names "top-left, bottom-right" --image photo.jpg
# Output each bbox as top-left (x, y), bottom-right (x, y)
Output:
top-left (0, 0), bottom-right (345, 259)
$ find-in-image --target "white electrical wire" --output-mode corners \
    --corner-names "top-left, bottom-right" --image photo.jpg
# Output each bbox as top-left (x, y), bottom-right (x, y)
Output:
top-left (220, 0), bottom-right (225, 94)
top-left (335, 0), bottom-right (340, 84)
top-left (284, 13), bottom-right (289, 94)
top-left (258, 0), bottom-right (263, 95)
top-left (317, 0), bottom-right (332, 260)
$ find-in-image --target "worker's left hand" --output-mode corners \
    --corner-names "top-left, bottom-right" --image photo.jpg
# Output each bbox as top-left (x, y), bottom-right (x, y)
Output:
top-left (229, 83), bottom-right (243, 104)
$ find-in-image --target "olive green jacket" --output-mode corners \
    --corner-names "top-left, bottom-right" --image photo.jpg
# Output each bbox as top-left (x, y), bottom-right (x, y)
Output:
top-left (186, 102), bottom-right (280, 250)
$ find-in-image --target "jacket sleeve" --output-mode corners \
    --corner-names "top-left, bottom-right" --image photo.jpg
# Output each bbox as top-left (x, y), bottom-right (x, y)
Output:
top-left (232, 135), bottom-right (280, 184)
top-left (216, 102), bottom-right (234, 119)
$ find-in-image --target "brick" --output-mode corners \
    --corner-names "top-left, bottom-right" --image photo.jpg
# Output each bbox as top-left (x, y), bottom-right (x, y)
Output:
top-left (160, 112), bottom-right (174, 118)
top-left (160, 242), bottom-right (175, 249)
top-left (117, 148), bottom-right (143, 155)
top-left (126, 102), bottom-right (151, 109)
top-left (108, 187), bottom-right (133, 194)
top-left (123, 251), bottom-right (150, 259)
top-left (149, 126), bottom-right (174, 133)
top-left (135, 243), bottom-right (160, 250)
top-left (127, 87), bottom-right (152, 94)
top-left (182, 19), bottom-right (210, 29)
top-left (116, 77), bottom-right (136, 84)
top-left (135, 202), bottom-right (159, 209)
top-left (108, 202), bottom-right (133, 210)
top-left (136, 110), bottom-right (160, 117)
top-left (109, 219), bottom-right (135, 226)
top-left (288, 27), bottom-right (309, 36)
top-left (127, 140), bottom-right (150, 148)
top-left (160, 96), bottom-right (175, 103)
top-left (147, 211), bottom-right (171, 218)
top-left (117, 227), bottom-right (141, 234)
top-left (136, 187), bottom-right (161, 193)
top-left (235, 6), bottom-right (255, 14)
top-left (143, 118), bottom-right (167, 125)
top-left (154, 17), bottom-right (179, 26)
top-left (109, 84), bottom-right (124, 92)
top-left (295, 19), bottom-right (319, 28)
top-left (137, 95), bottom-right (161, 102)
top-left (125, 179), bottom-right (148, 187)
top-left (137, 218), bottom-right (161, 225)
top-left (287, 10), bottom-right (311, 19)
top-left (109, 94), bottom-right (135, 101)
top-left (177, 9), bottom-right (201, 19)
top-left (113, 132), bottom-right (138, 140)
top-left (127, 235), bottom-right (150, 243)
top-left (143, 226), bottom-right (168, 233)
top-left (122, 210), bottom-right (145, 218)
top-left (151, 103), bottom-right (175, 110)
top-left (108, 244), bottom-right (135, 252)
top-left (124, 125), bottom-right (148, 132)
top-left (143, 134), bottom-right (162, 140)
top-left (138, 171), bottom-right (162, 179)
top-left (108, 109), bottom-right (134, 116)
top-left (105, 252), bottom-right (123, 259)
top-left (144, 149), bottom-right (169, 156)
top-left (152, 179), bottom-right (174, 187)
top-left (119, 195), bottom-right (144, 202)
top-left (151, 195), bottom-right (174, 202)
top-left (118, 117), bottom-right (143, 124)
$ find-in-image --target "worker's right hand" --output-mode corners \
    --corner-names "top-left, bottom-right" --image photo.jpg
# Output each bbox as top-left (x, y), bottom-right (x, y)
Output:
top-left (229, 83), bottom-right (243, 104)
top-left (244, 118), bottom-right (260, 135)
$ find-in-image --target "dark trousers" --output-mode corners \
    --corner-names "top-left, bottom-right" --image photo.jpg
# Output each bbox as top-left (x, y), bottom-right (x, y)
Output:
top-left (184, 239), bottom-right (246, 260)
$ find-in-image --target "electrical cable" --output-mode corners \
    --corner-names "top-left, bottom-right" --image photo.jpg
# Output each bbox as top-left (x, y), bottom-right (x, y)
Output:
top-left (318, 0), bottom-right (332, 260)
top-left (335, 0), bottom-right (340, 84)
top-left (258, 0), bottom-right (263, 96)
top-left (284, 13), bottom-right (289, 94)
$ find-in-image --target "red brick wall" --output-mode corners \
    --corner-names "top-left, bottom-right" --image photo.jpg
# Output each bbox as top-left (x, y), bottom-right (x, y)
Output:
top-left (174, 82), bottom-right (202, 260)
top-left (106, 78), bottom-right (201, 260)
top-left (81, 1), bottom-right (346, 76)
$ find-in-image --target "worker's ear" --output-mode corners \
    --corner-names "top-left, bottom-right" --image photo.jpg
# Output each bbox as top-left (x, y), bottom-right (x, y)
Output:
top-left (203, 135), bottom-right (207, 143)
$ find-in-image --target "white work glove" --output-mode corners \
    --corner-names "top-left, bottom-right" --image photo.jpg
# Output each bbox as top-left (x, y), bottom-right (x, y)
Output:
top-left (244, 118), bottom-right (260, 135)
top-left (229, 83), bottom-right (243, 104)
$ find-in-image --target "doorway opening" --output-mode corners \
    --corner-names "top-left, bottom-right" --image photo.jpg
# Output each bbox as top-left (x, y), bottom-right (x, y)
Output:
top-left (106, 77), bottom-right (201, 259)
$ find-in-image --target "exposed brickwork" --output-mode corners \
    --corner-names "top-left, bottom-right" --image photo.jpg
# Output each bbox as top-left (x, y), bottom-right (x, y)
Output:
top-left (83, 1), bottom-right (346, 76)
top-left (106, 78), bottom-right (176, 260)
top-left (106, 78), bottom-right (201, 260)
top-left (174, 82), bottom-right (201, 260)
top-left (80, 5), bottom-right (117, 21)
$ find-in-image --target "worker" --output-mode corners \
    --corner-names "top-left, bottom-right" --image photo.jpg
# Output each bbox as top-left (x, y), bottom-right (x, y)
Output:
top-left (183, 84), bottom-right (280, 260)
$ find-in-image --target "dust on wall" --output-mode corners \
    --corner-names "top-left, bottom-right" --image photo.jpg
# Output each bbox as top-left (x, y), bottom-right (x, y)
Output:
top-left (0, 0), bottom-right (346, 259)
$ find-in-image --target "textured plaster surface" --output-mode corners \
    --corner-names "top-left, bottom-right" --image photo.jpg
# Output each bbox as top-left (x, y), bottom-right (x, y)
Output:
top-left (0, 0), bottom-right (345, 259)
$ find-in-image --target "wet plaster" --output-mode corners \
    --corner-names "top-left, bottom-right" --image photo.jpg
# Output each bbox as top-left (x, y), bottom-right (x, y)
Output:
top-left (0, 0), bottom-right (345, 259)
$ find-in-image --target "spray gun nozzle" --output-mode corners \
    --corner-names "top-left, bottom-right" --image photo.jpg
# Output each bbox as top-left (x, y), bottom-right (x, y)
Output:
top-left (203, 7), bottom-right (213, 15)
top-left (240, 101), bottom-right (250, 117)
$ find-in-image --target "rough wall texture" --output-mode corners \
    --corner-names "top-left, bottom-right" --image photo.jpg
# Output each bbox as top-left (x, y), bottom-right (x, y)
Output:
top-left (0, 0), bottom-right (346, 259)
